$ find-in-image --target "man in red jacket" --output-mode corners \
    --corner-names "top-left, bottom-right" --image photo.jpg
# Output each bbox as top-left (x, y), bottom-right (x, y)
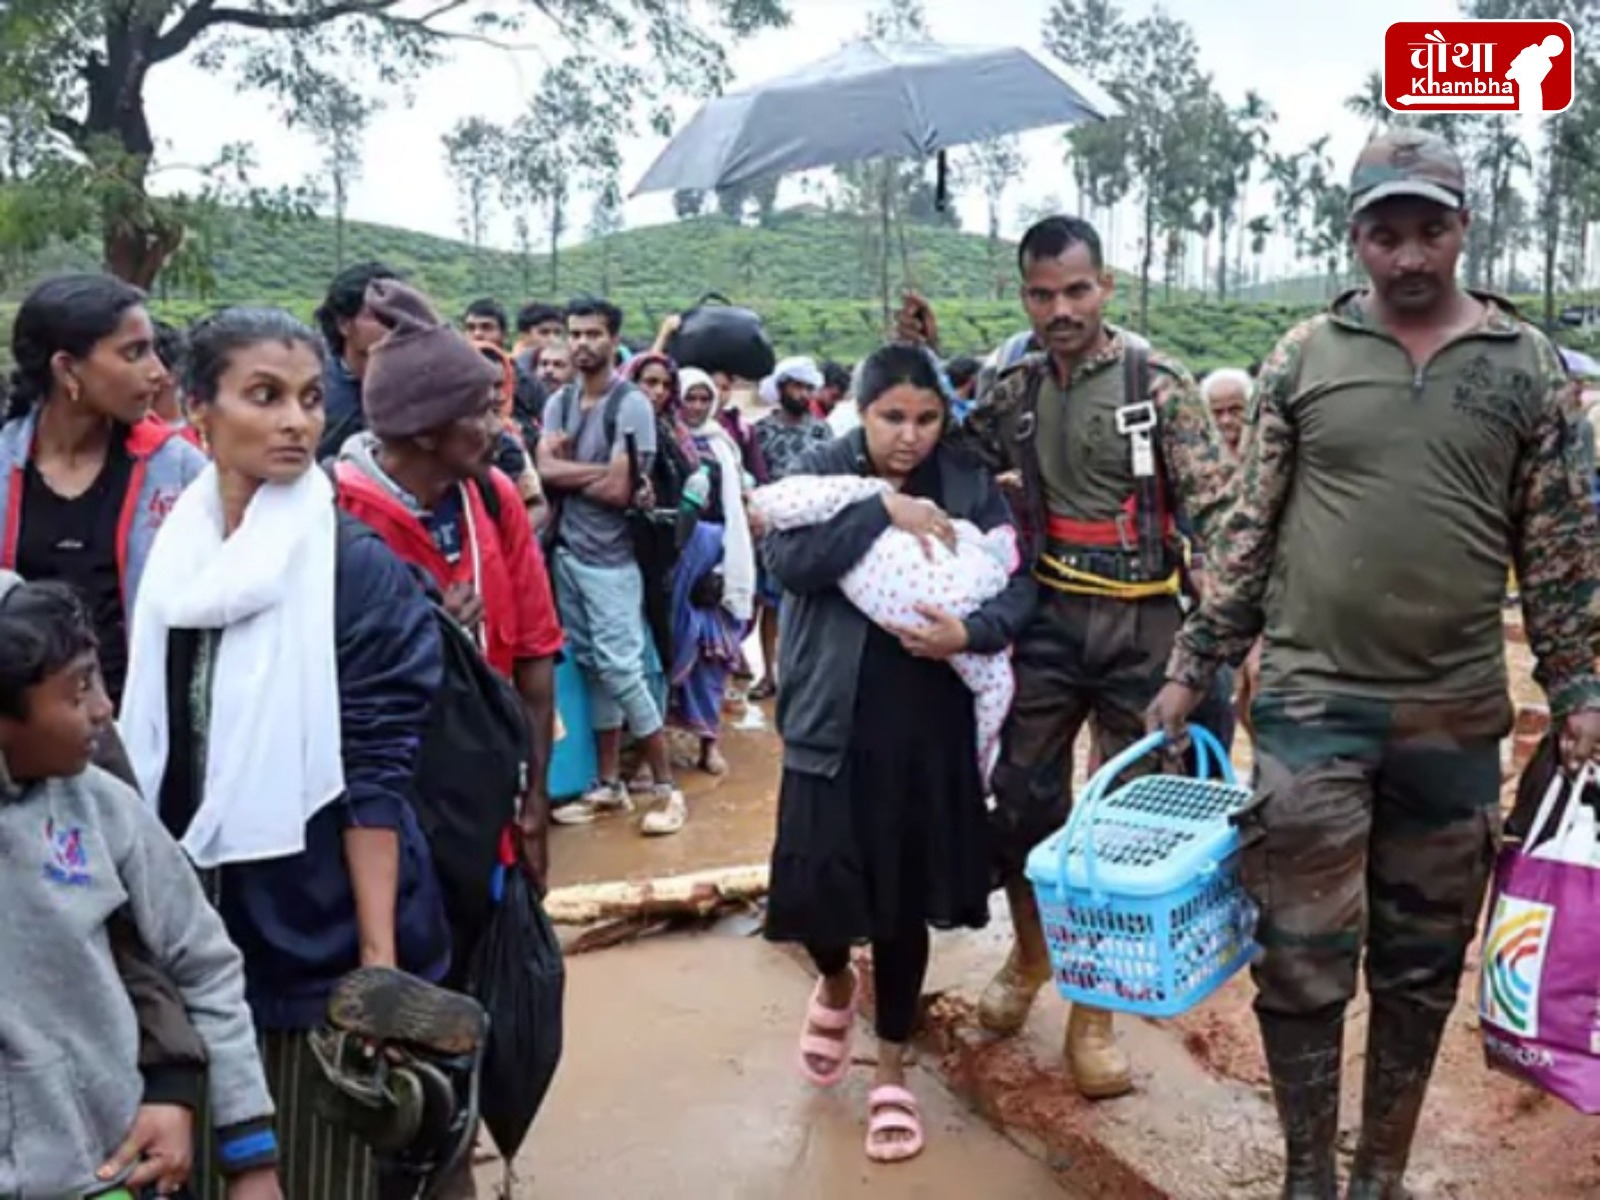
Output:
top-left (329, 279), bottom-right (564, 895)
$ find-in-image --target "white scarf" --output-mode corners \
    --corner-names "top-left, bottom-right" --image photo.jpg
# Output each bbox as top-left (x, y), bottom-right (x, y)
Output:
top-left (680, 367), bottom-right (755, 623)
top-left (119, 463), bottom-right (344, 868)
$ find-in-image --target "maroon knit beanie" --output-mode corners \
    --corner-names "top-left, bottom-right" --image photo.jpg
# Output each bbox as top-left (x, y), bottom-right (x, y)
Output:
top-left (362, 280), bottom-right (499, 439)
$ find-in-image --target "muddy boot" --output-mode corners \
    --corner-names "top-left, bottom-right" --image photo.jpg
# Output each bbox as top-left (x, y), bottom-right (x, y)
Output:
top-left (1258, 1009), bottom-right (1343, 1200)
top-left (978, 877), bottom-right (1052, 1036)
top-left (1065, 1004), bottom-right (1133, 1099)
top-left (1345, 993), bottom-right (1449, 1200)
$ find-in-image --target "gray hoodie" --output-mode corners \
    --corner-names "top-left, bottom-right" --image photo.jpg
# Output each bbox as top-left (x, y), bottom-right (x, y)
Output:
top-left (0, 676), bottom-right (274, 1195)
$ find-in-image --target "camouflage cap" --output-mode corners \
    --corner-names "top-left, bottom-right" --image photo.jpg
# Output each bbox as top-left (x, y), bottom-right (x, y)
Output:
top-left (1348, 129), bottom-right (1466, 216)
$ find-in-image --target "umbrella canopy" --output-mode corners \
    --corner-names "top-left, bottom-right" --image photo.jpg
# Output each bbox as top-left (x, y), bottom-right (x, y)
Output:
top-left (1560, 346), bottom-right (1600, 378)
top-left (632, 38), bottom-right (1120, 197)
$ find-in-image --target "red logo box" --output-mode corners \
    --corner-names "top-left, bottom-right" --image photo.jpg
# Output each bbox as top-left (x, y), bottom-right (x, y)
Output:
top-left (1384, 20), bottom-right (1574, 114)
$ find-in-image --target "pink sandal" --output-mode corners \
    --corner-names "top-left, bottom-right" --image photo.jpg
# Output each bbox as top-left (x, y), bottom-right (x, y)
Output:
top-left (796, 965), bottom-right (858, 1087)
top-left (865, 1085), bottom-right (925, 1163)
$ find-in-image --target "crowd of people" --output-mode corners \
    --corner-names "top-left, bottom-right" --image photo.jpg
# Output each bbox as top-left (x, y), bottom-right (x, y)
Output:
top-left (1, 123), bottom-right (1597, 1199)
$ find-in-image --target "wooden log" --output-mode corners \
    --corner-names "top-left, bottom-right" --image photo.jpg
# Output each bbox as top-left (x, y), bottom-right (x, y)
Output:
top-left (543, 863), bottom-right (770, 925)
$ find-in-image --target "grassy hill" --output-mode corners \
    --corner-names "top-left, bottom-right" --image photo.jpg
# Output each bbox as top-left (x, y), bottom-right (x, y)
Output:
top-left (12, 206), bottom-right (1600, 372)
top-left (131, 206), bottom-right (1299, 368)
top-left (136, 207), bottom-right (1020, 310)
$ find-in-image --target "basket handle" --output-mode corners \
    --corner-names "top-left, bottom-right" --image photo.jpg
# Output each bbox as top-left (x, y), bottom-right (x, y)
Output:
top-left (1055, 724), bottom-right (1235, 898)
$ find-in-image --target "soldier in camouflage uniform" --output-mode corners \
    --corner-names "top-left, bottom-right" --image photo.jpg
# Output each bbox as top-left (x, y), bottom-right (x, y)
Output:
top-left (935, 216), bottom-right (1235, 1098)
top-left (1149, 130), bottom-right (1600, 1200)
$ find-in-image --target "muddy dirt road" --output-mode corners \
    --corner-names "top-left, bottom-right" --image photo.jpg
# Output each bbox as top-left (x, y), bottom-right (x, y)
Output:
top-left (511, 935), bottom-right (1073, 1198)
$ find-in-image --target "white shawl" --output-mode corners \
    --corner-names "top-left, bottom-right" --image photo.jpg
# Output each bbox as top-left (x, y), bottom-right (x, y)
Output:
top-left (680, 367), bottom-right (755, 623)
top-left (119, 463), bottom-right (344, 868)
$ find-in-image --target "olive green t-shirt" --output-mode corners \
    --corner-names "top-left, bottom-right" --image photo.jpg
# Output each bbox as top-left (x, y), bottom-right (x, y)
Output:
top-left (1259, 299), bottom-right (1554, 700)
top-left (1034, 350), bottom-right (1138, 524)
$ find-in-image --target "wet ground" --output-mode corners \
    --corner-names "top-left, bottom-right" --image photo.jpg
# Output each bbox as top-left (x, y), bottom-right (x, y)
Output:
top-left (530, 618), bottom-right (1599, 1198)
top-left (549, 697), bottom-right (782, 889)
top-left (506, 934), bottom-right (1072, 1198)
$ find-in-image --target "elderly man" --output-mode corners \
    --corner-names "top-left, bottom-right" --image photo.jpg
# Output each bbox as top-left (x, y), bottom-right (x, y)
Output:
top-left (1200, 368), bottom-right (1251, 458)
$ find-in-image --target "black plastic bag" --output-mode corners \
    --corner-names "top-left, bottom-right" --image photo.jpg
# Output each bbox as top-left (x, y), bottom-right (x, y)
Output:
top-left (465, 864), bottom-right (566, 1163)
top-left (666, 292), bottom-right (776, 382)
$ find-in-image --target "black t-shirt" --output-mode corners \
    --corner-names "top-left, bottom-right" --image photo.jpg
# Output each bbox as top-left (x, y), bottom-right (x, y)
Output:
top-left (16, 435), bottom-right (135, 707)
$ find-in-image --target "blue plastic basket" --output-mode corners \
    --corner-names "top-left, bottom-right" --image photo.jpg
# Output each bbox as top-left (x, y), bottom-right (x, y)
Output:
top-left (1024, 726), bottom-right (1258, 1019)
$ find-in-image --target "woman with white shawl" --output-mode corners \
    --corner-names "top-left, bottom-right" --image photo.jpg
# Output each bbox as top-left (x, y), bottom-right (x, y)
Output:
top-left (670, 367), bottom-right (757, 775)
top-left (117, 307), bottom-right (462, 1200)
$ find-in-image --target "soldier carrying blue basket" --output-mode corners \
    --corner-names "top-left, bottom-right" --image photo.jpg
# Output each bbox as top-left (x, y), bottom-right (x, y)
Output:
top-left (1148, 129), bottom-right (1600, 1200)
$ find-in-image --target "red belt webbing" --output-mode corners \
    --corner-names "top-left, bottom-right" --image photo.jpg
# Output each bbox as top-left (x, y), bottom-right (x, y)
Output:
top-left (1046, 503), bottom-right (1174, 550)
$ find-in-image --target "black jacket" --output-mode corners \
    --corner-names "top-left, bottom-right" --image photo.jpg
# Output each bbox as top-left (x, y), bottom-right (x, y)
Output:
top-left (764, 429), bottom-right (1036, 778)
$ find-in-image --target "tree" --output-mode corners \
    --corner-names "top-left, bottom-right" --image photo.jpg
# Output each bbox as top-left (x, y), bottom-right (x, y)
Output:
top-left (0, 0), bottom-right (790, 286)
top-left (749, 174), bottom-right (781, 225)
top-left (1345, 70), bottom-right (1399, 137)
top-left (1199, 91), bottom-right (1274, 301)
top-left (1043, 0), bottom-right (1211, 330)
top-left (673, 189), bottom-right (706, 219)
top-left (504, 54), bottom-right (631, 295)
top-left (715, 182), bottom-right (751, 222)
top-left (442, 117), bottom-right (505, 256)
top-left (586, 178), bottom-right (624, 293)
top-left (1462, 0), bottom-right (1600, 322)
top-left (1474, 116), bottom-right (1531, 290)
top-left (293, 80), bottom-right (376, 271)
top-left (828, 0), bottom-right (940, 329)
top-left (961, 136), bottom-right (1025, 267)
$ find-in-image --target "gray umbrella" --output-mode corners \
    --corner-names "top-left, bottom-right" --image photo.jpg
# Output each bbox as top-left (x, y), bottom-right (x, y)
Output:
top-left (631, 38), bottom-right (1120, 197)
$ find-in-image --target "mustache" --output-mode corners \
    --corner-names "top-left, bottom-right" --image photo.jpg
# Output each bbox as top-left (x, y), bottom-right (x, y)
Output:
top-left (1047, 319), bottom-right (1085, 335)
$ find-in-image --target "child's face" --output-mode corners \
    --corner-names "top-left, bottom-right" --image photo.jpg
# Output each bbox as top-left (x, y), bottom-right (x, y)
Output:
top-left (0, 653), bottom-right (112, 780)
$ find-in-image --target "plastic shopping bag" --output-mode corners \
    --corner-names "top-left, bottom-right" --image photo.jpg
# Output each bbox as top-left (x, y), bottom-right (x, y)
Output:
top-left (1480, 763), bottom-right (1600, 1112)
top-left (466, 854), bottom-right (566, 1163)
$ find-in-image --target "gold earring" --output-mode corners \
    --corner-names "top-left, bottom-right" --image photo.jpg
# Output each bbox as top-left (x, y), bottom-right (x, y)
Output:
top-left (66, 382), bottom-right (81, 405)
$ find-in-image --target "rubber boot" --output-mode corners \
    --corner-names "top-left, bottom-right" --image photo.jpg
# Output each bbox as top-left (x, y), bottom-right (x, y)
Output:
top-left (1258, 1008), bottom-right (1344, 1200)
top-left (1065, 1004), bottom-right (1134, 1099)
top-left (1345, 993), bottom-right (1449, 1200)
top-left (977, 876), bottom-right (1052, 1036)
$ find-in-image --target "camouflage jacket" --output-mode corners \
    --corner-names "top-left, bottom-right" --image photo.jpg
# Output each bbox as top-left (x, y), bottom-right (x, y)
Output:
top-left (951, 328), bottom-right (1235, 572)
top-left (1167, 290), bottom-right (1600, 716)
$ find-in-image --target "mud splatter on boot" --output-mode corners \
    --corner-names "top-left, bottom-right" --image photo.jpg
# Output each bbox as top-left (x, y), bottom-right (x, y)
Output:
top-left (978, 876), bottom-right (1052, 1036)
top-left (1258, 1008), bottom-right (1344, 1200)
top-left (1345, 994), bottom-right (1449, 1200)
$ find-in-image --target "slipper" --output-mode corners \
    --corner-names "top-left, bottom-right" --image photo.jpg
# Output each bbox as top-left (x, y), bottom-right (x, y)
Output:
top-left (748, 679), bottom-right (777, 702)
top-left (865, 1085), bottom-right (925, 1164)
top-left (797, 965), bottom-right (858, 1087)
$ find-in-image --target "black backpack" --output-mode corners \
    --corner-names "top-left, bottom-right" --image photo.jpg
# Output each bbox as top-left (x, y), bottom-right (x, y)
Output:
top-left (329, 482), bottom-right (528, 962)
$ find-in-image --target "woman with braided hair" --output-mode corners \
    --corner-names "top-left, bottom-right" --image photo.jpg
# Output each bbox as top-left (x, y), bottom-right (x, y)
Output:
top-left (0, 274), bottom-right (206, 710)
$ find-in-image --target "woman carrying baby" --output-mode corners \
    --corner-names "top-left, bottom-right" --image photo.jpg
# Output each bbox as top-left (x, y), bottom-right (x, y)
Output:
top-left (762, 344), bottom-right (1035, 1163)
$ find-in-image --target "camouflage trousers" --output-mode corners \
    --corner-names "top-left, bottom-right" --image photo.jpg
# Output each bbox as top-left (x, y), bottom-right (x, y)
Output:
top-left (1243, 689), bottom-right (1510, 1017)
top-left (989, 589), bottom-right (1182, 879)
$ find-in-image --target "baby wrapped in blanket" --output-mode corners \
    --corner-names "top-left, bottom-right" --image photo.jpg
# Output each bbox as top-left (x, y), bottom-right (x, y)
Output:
top-left (749, 473), bottom-right (1017, 782)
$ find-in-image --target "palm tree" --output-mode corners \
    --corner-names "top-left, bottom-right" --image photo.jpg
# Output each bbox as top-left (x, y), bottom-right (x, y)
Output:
top-left (1476, 117), bottom-right (1532, 290)
top-left (1345, 69), bottom-right (1401, 138)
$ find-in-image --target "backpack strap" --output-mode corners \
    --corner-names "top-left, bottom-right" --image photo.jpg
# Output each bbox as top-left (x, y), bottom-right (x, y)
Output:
top-left (470, 472), bottom-right (503, 525)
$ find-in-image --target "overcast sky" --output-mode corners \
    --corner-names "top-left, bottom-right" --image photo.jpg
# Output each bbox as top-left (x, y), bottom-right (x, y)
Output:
top-left (144, 0), bottom-right (1469, 272)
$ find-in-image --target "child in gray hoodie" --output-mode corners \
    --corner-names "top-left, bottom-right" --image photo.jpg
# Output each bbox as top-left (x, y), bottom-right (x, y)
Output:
top-left (0, 574), bottom-right (281, 1199)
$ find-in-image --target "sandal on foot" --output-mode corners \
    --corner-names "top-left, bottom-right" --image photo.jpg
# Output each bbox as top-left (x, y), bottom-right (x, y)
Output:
top-left (748, 679), bottom-right (777, 702)
top-left (797, 965), bottom-right (858, 1087)
top-left (865, 1085), bottom-right (925, 1164)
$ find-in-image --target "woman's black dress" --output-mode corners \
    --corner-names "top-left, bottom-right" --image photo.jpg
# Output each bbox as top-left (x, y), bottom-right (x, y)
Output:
top-left (765, 453), bottom-right (992, 945)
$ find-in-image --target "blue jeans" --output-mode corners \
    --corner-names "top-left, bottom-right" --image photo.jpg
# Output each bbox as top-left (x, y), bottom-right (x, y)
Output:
top-left (553, 550), bottom-right (664, 738)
